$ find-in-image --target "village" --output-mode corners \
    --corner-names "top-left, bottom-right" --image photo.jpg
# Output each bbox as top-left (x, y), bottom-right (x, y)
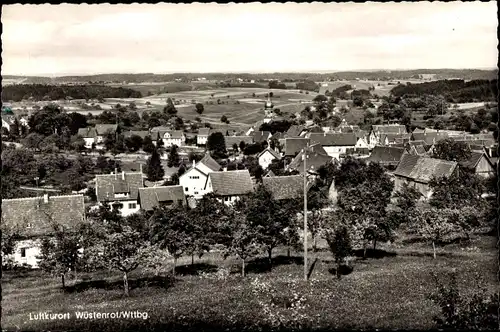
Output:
top-left (1, 2), bottom-right (498, 331)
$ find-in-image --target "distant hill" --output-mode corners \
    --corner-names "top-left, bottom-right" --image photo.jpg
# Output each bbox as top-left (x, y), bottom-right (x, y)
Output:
top-left (390, 79), bottom-right (498, 103)
top-left (3, 69), bottom-right (497, 85)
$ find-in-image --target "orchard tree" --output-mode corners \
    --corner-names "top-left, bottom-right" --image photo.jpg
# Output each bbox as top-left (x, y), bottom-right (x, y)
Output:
top-left (149, 205), bottom-right (191, 276)
top-left (164, 98), bottom-right (177, 115)
top-left (145, 148), bottom-right (165, 181)
top-left (221, 115), bottom-right (228, 123)
top-left (195, 103), bottom-right (204, 115)
top-left (207, 132), bottom-right (227, 159)
top-left (125, 134), bottom-right (144, 152)
top-left (432, 139), bottom-right (472, 162)
top-left (325, 220), bottom-right (352, 279)
top-left (142, 135), bottom-right (155, 153)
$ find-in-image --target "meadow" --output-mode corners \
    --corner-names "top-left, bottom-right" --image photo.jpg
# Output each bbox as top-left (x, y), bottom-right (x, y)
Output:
top-left (2, 233), bottom-right (497, 331)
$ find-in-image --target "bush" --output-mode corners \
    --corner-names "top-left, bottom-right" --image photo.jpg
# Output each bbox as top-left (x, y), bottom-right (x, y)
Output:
top-left (428, 271), bottom-right (499, 330)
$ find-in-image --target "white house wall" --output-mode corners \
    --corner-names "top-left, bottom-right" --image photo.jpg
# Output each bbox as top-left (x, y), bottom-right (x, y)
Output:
top-left (259, 151), bottom-right (277, 170)
top-left (179, 168), bottom-right (208, 198)
top-left (8, 239), bottom-right (42, 268)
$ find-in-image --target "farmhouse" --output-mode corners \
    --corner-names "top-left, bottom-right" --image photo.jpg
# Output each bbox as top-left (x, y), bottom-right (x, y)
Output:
top-left (123, 130), bottom-right (150, 140)
top-left (366, 146), bottom-right (407, 169)
top-left (179, 154), bottom-right (221, 199)
top-left (95, 124), bottom-right (119, 145)
top-left (252, 131), bottom-right (272, 144)
top-left (411, 131), bottom-right (449, 145)
top-left (380, 133), bottom-right (412, 146)
top-left (257, 147), bottom-right (282, 170)
top-left (393, 155), bottom-right (458, 199)
top-left (151, 128), bottom-right (185, 147)
top-left (137, 185), bottom-right (186, 211)
top-left (204, 170), bottom-right (254, 205)
top-left (369, 124), bottom-right (407, 148)
top-left (77, 127), bottom-right (98, 149)
top-left (2, 194), bottom-right (85, 268)
top-left (307, 132), bottom-right (363, 159)
top-left (286, 125), bottom-right (307, 138)
top-left (197, 128), bottom-right (211, 145)
top-left (95, 171), bottom-right (144, 216)
top-left (458, 151), bottom-right (495, 178)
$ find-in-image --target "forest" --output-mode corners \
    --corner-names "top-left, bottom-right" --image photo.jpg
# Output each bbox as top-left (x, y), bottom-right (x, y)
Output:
top-left (1, 84), bottom-right (142, 102)
top-left (390, 79), bottom-right (498, 103)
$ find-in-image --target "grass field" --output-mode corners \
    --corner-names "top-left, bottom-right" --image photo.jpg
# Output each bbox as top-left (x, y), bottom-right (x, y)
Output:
top-left (2, 234), bottom-right (496, 331)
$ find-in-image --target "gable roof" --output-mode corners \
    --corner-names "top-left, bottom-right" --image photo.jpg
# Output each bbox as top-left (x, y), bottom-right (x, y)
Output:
top-left (394, 155), bottom-right (457, 184)
top-left (95, 172), bottom-right (144, 202)
top-left (309, 143), bottom-right (329, 156)
top-left (95, 124), bottom-right (118, 135)
top-left (288, 150), bottom-right (333, 174)
top-left (286, 125), bottom-right (306, 137)
top-left (207, 170), bottom-right (254, 196)
top-left (284, 137), bottom-right (310, 156)
top-left (224, 136), bottom-right (254, 150)
top-left (2, 194), bottom-right (85, 237)
top-left (258, 147), bottom-right (281, 160)
top-left (198, 128), bottom-right (210, 136)
top-left (366, 146), bottom-right (406, 165)
top-left (252, 131), bottom-right (272, 143)
top-left (198, 154), bottom-right (222, 172)
top-left (308, 132), bottom-right (357, 146)
top-left (264, 170), bottom-right (276, 177)
top-left (372, 125), bottom-right (407, 135)
top-left (380, 133), bottom-right (411, 144)
top-left (262, 175), bottom-right (304, 200)
top-left (458, 152), bottom-right (492, 170)
top-left (138, 186), bottom-right (185, 211)
top-left (412, 132), bottom-right (449, 145)
top-left (77, 127), bottom-right (97, 138)
top-left (123, 130), bottom-right (150, 139)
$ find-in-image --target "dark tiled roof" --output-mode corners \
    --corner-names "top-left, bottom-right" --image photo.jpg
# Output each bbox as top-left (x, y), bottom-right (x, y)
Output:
top-left (2, 195), bottom-right (85, 237)
top-left (394, 155), bottom-right (457, 184)
top-left (286, 125), bottom-right (305, 137)
top-left (138, 186), bottom-right (185, 211)
top-left (258, 147), bottom-right (281, 160)
top-left (198, 128), bottom-right (210, 136)
top-left (77, 127), bottom-right (97, 138)
top-left (380, 133), bottom-right (411, 144)
top-left (208, 170), bottom-right (254, 196)
top-left (263, 175), bottom-right (304, 200)
top-left (367, 146), bottom-right (406, 165)
top-left (411, 132), bottom-right (449, 145)
top-left (309, 143), bottom-right (329, 156)
top-left (252, 131), bottom-right (272, 143)
top-left (95, 124), bottom-right (118, 135)
top-left (199, 154), bottom-right (222, 172)
top-left (123, 130), bottom-right (150, 139)
top-left (458, 152), bottom-right (490, 169)
top-left (372, 125), bottom-right (407, 134)
top-left (288, 150), bottom-right (333, 173)
top-left (308, 132), bottom-right (357, 146)
top-left (96, 172), bottom-right (144, 202)
top-left (225, 136), bottom-right (253, 150)
top-left (284, 138), bottom-right (310, 156)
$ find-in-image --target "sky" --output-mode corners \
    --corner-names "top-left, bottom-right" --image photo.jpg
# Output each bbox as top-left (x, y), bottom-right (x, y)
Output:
top-left (1, 2), bottom-right (498, 76)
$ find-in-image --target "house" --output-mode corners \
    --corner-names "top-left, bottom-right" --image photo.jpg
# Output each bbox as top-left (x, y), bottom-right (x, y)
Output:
top-left (411, 131), bottom-right (449, 146)
top-left (257, 147), bottom-right (282, 170)
top-left (197, 128), bottom-right (211, 145)
top-left (287, 149), bottom-right (333, 174)
top-left (151, 128), bottom-right (185, 147)
top-left (95, 171), bottom-right (144, 216)
top-left (2, 194), bottom-right (85, 268)
top-left (380, 133), bottom-right (412, 146)
top-left (284, 138), bottom-right (310, 157)
top-left (95, 124), bottom-right (119, 145)
top-left (393, 155), bottom-right (458, 199)
top-left (1, 114), bottom-right (14, 132)
top-left (369, 124), bottom-right (407, 148)
top-left (77, 127), bottom-right (99, 149)
top-left (286, 125), bottom-right (307, 138)
top-left (123, 130), bottom-right (150, 140)
top-left (264, 170), bottom-right (276, 178)
top-left (262, 175), bottom-right (306, 200)
top-left (252, 131), bottom-right (272, 144)
top-left (366, 146), bottom-right (407, 169)
top-left (408, 144), bottom-right (428, 156)
top-left (225, 136), bottom-right (254, 151)
top-left (179, 154), bottom-right (221, 199)
top-left (458, 152), bottom-right (495, 178)
top-left (137, 185), bottom-right (186, 211)
top-left (307, 132), bottom-right (362, 159)
top-left (204, 170), bottom-right (254, 205)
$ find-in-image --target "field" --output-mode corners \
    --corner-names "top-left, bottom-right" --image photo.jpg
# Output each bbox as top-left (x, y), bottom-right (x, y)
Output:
top-left (2, 233), bottom-right (497, 331)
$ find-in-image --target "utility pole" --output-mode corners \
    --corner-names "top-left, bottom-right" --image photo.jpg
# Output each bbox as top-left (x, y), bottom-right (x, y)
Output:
top-left (302, 143), bottom-right (309, 281)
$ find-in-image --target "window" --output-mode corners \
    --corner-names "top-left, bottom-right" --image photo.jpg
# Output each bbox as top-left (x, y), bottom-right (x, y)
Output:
top-left (128, 203), bottom-right (137, 209)
top-left (185, 187), bottom-right (188, 192)
top-left (20, 248), bottom-right (26, 258)
top-left (194, 192), bottom-right (199, 195)
top-left (26, 223), bottom-right (33, 229)
top-left (190, 176), bottom-right (200, 180)
top-left (224, 197), bottom-right (229, 202)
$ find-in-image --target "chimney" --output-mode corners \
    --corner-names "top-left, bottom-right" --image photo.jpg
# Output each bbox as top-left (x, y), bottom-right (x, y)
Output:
top-left (122, 171), bottom-right (125, 180)
top-left (43, 193), bottom-right (49, 203)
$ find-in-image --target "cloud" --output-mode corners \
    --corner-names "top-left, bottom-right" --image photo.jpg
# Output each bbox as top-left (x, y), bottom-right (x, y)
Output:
top-left (1, 2), bottom-right (497, 75)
